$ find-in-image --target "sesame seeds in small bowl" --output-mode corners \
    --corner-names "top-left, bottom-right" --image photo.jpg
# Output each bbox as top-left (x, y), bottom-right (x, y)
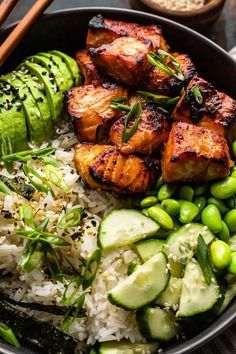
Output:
top-left (132, 0), bottom-right (226, 31)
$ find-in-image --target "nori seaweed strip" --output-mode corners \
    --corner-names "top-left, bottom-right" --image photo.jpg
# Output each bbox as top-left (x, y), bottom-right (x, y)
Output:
top-left (0, 293), bottom-right (86, 317)
top-left (0, 175), bottom-right (35, 200)
top-left (0, 298), bottom-right (77, 353)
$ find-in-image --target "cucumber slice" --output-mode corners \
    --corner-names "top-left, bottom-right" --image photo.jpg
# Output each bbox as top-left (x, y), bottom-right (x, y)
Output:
top-left (22, 61), bottom-right (64, 122)
top-left (50, 50), bottom-right (82, 86)
top-left (98, 209), bottom-right (160, 250)
top-left (229, 235), bottom-right (236, 252)
top-left (168, 259), bottom-right (184, 278)
top-left (135, 238), bottom-right (165, 262)
top-left (108, 252), bottom-right (169, 310)
top-left (156, 277), bottom-right (183, 308)
top-left (219, 274), bottom-right (236, 314)
top-left (137, 307), bottom-right (177, 341)
top-left (98, 341), bottom-right (159, 354)
top-left (177, 259), bottom-right (219, 317)
top-left (165, 223), bottom-right (214, 264)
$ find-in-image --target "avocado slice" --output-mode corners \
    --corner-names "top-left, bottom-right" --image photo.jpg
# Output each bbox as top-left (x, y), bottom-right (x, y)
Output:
top-left (0, 80), bottom-right (27, 152)
top-left (22, 61), bottom-right (64, 122)
top-left (2, 73), bottom-right (46, 145)
top-left (14, 67), bottom-right (54, 140)
top-left (50, 50), bottom-right (82, 86)
top-left (36, 52), bottom-right (74, 92)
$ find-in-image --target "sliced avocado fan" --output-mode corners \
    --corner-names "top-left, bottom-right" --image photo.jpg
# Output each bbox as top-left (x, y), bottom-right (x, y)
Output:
top-left (50, 50), bottom-right (82, 86)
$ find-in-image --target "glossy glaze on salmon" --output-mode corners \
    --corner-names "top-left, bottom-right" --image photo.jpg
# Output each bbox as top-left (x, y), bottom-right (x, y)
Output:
top-left (172, 76), bottom-right (236, 143)
top-left (110, 104), bottom-right (171, 155)
top-left (162, 122), bottom-right (233, 183)
top-left (144, 53), bottom-right (197, 96)
top-left (74, 143), bottom-right (160, 194)
top-left (75, 49), bottom-right (104, 85)
top-left (65, 82), bottom-right (128, 142)
top-left (86, 14), bottom-right (169, 51)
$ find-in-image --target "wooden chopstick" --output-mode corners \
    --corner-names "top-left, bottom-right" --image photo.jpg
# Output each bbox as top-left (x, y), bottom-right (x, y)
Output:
top-left (0, 0), bottom-right (19, 27)
top-left (0, 0), bottom-right (54, 66)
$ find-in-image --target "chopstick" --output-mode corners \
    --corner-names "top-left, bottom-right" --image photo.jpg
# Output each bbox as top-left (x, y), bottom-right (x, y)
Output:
top-left (0, 0), bottom-right (54, 66)
top-left (0, 0), bottom-right (19, 27)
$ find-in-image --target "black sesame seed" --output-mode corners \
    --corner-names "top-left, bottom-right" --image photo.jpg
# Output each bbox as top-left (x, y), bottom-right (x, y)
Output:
top-left (91, 220), bottom-right (97, 227)
top-left (41, 71), bottom-right (47, 76)
top-left (21, 94), bottom-right (27, 101)
top-left (36, 97), bottom-right (43, 103)
top-left (17, 106), bottom-right (22, 111)
top-left (49, 73), bottom-right (54, 78)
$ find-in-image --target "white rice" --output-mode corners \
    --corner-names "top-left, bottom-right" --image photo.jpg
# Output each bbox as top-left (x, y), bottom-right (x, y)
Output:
top-left (0, 121), bottom-right (144, 350)
top-left (145, 0), bottom-right (205, 11)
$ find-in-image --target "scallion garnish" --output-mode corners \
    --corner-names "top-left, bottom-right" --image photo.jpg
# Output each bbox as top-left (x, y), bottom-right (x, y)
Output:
top-left (45, 165), bottom-right (69, 192)
top-left (137, 90), bottom-right (180, 108)
top-left (147, 50), bottom-right (185, 82)
top-left (57, 207), bottom-right (84, 230)
top-left (36, 217), bottom-right (49, 232)
top-left (19, 205), bottom-right (34, 227)
top-left (16, 229), bottom-right (70, 247)
top-left (39, 156), bottom-right (60, 167)
top-left (192, 85), bottom-right (203, 105)
top-left (0, 321), bottom-right (20, 348)
top-left (42, 243), bottom-right (63, 281)
top-left (2, 147), bottom-right (56, 162)
top-left (197, 234), bottom-right (213, 285)
top-left (82, 248), bottom-right (102, 290)
top-left (1, 135), bottom-right (13, 173)
top-left (122, 102), bottom-right (142, 143)
top-left (22, 164), bottom-right (54, 196)
top-left (61, 275), bottom-right (83, 306)
top-left (19, 242), bottom-right (43, 273)
top-left (60, 293), bottom-right (85, 331)
top-left (0, 180), bottom-right (13, 195)
top-left (110, 97), bottom-right (130, 111)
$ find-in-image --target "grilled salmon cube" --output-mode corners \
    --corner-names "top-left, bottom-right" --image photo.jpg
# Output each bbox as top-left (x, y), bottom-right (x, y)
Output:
top-left (74, 144), bottom-right (160, 194)
top-left (89, 37), bottom-right (153, 86)
top-left (65, 82), bottom-right (128, 142)
top-left (86, 14), bottom-right (169, 51)
top-left (144, 53), bottom-right (197, 96)
top-left (172, 76), bottom-right (236, 143)
top-left (162, 122), bottom-right (233, 183)
top-left (75, 49), bottom-right (103, 85)
top-left (110, 104), bottom-right (171, 155)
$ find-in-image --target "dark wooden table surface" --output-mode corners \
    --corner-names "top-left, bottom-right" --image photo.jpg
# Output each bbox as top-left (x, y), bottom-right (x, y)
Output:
top-left (1, 1), bottom-right (236, 354)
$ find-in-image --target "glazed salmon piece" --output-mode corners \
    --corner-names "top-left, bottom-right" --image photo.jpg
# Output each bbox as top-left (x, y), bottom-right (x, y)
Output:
top-left (86, 14), bottom-right (169, 51)
top-left (74, 144), bottom-right (160, 194)
top-left (89, 37), bottom-right (153, 86)
top-left (145, 53), bottom-right (197, 96)
top-left (172, 76), bottom-right (236, 143)
top-left (110, 104), bottom-right (171, 155)
top-left (75, 49), bottom-right (104, 85)
top-left (162, 122), bottom-right (233, 183)
top-left (65, 82), bottom-right (128, 142)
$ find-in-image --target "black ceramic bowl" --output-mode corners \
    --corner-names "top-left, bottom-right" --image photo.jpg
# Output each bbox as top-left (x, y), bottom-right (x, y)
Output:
top-left (0, 7), bottom-right (236, 354)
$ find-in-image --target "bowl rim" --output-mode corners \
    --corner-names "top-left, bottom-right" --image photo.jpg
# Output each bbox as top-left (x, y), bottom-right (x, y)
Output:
top-left (138, 0), bottom-right (226, 18)
top-left (0, 6), bottom-right (236, 354)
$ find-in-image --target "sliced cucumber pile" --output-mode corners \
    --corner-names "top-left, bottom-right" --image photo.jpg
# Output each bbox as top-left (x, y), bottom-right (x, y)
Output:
top-left (108, 252), bottom-right (169, 309)
top-left (98, 341), bottom-right (159, 354)
top-left (156, 276), bottom-right (182, 308)
top-left (135, 238), bottom-right (164, 262)
top-left (98, 209), bottom-right (160, 250)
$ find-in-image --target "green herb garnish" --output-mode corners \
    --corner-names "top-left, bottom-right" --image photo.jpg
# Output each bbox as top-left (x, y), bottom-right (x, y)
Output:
top-left (192, 85), bottom-right (203, 105)
top-left (0, 180), bottom-right (13, 195)
top-left (45, 165), bottom-right (69, 192)
top-left (62, 275), bottom-right (83, 306)
top-left (16, 229), bottom-right (70, 247)
top-left (1, 135), bottom-right (13, 173)
top-left (19, 205), bottom-right (34, 227)
top-left (122, 102), bottom-right (142, 143)
top-left (197, 234), bottom-right (213, 285)
top-left (2, 147), bottom-right (56, 162)
top-left (110, 97), bottom-right (131, 112)
top-left (137, 90), bottom-right (180, 108)
top-left (57, 207), bottom-right (84, 230)
top-left (60, 293), bottom-right (85, 331)
top-left (20, 242), bottom-right (43, 273)
top-left (0, 321), bottom-right (20, 348)
top-left (22, 164), bottom-right (54, 196)
top-left (82, 248), bottom-right (102, 290)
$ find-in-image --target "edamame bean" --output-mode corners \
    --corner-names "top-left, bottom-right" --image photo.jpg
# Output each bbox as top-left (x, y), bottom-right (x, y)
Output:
top-left (217, 221), bottom-right (230, 243)
top-left (141, 208), bottom-right (149, 217)
top-left (201, 204), bottom-right (222, 234)
top-left (156, 175), bottom-right (164, 190)
top-left (179, 201), bottom-right (199, 224)
top-left (224, 209), bottom-right (236, 233)
top-left (148, 206), bottom-right (174, 230)
top-left (193, 196), bottom-right (207, 212)
top-left (161, 199), bottom-right (180, 216)
top-left (140, 196), bottom-right (158, 208)
top-left (179, 185), bottom-right (194, 202)
top-left (210, 177), bottom-right (236, 199)
top-left (226, 196), bottom-right (236, 209)
top-left (227, 252), bottom-right (236, 275)
top-left (210, 240), bottom-right (232, 269)
top-left (231, 166), bottom-right (236, 179)
top-left (207, 197), bottom-right (229, 215)
top-left (194, 184), bottom-right (208, 196)
top-left (157, 184), bottom-right (176, 201)
top-left (231, 140), bottom-right (236, 158)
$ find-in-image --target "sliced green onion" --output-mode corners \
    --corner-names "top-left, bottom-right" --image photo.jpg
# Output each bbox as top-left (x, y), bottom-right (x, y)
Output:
top-left (110, 102), bottom-right (131, 112)
top-left (1, 134), bottom-right (13, 173)
top-left (45, 165), bottom-right (69, 192)
top-left (19, 241), bottom-right (42, 273)
top-left (122, 102), bottom-right (142, 143)
top-left (137, 90), bottom-right (180, 108)
top-left (110, 97), bottom-right (127, 103)
top-left (60, 293), bottom-right (85, 331)
top-left (39, 156), bottom-right (60, 167)
top-left (197, 234), bottom-right (213, 285)
top-left (0, 321), bottom-right (20, 348)
top-left (62, 275), bottom-right (83, 306)
top-left (19, 205), bottom-right (34, 227)
top-left (82, 248), bottom-right (102, 290)
top-left (3, 147), bottom-right (56, 162)
top-left (36, 217), bottom-right (49, 232)
top-left (16, 230), bottom-right (70, 247)
top-left (192, 85), bottom-right (203, 105)
top-left (42, 242), bottom-right (62, 281)
top-left (57, 207), bottom-right (84, 230)
top-left (0, 180), bottom-right (13, 195)
top-left (22, 164), bottom-right (54, 196)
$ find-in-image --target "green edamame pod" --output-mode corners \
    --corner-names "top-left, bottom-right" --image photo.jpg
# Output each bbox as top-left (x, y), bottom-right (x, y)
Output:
top-left (179, 201), bottom-right (199, 224)
top-left (231, 140), bottom-right (236, 158)
top-left (210, 177), bottom-right (236, 199)
top-left (207, 197), bottom-right (229, 215)
top-left (148, 206), bottom-right (174, 230)
top-left (217, 221), bottom-right (230, 243)
top-left (193, 196), bottom-right (207, 212)
top-left (201, 204), bottom-right (222, 234)
top-left (224, 209), bottom-right (236, 233)
top-left (140, 196), bottom-right (158, 208)
top-left (161, 199), bottom-right (180, 216)
top-left (157, 184), bottom-right (176, 201)
top-left (194, 184), bottom-right (208, 196)
top-left (156, 175), bottom-right (164, 190)
top-left (179, 185), bottom-right (194, 202)
top-left (226, 196), bottom-right (236, 209)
